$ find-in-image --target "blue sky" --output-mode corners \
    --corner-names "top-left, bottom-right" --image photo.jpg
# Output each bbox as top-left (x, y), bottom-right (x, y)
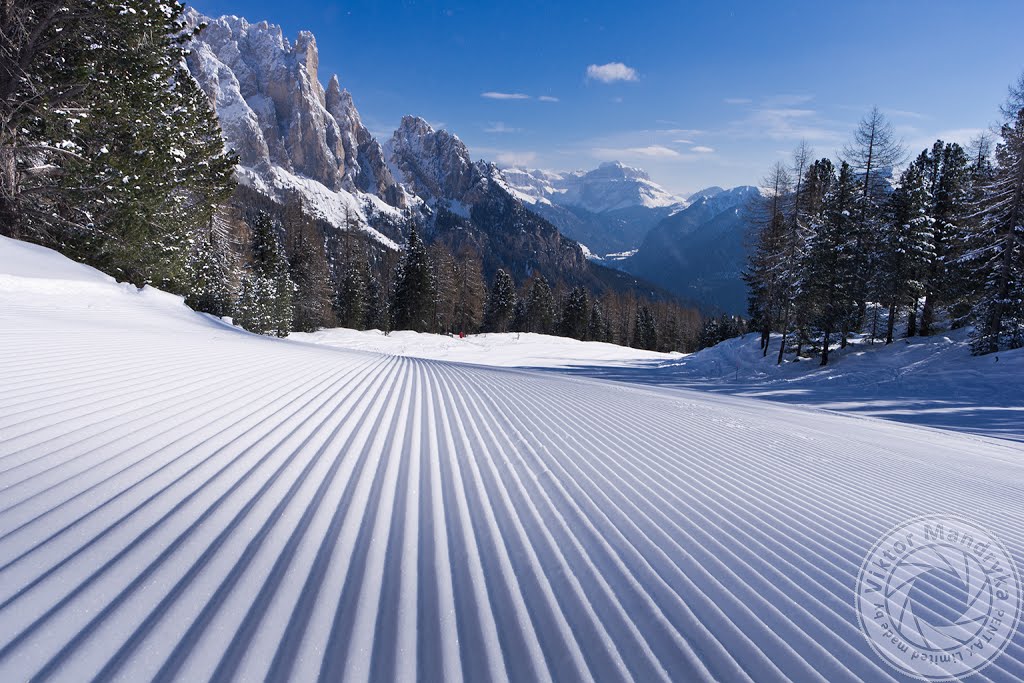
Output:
top-left (191, 0), bottom-right (1024, 196)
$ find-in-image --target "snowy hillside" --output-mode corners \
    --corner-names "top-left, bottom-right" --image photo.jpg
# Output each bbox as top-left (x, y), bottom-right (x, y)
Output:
top-left (2, 235), bottom-right (1024, 682)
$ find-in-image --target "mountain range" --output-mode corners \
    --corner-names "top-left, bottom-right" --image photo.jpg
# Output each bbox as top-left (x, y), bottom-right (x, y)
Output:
top-left (184, 10), bottom-right (754, 312)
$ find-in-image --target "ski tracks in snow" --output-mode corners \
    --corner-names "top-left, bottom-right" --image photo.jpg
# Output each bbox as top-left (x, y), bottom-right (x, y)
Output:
top-left (1, 282), bottom-right (1024, 681)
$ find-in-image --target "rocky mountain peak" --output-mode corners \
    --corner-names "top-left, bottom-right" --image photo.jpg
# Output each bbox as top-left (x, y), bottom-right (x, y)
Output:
top-left (184, 10), bottom-right (405, 212)
top-left (387, 116), bottom-right (474, 202)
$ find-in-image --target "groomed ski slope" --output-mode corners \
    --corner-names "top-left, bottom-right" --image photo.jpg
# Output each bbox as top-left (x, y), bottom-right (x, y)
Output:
top-left (1, 235), bottom-right (1023, 682)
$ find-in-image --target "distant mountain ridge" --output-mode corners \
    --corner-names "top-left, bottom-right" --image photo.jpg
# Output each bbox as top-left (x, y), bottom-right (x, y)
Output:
top-left (622, 186), bottom-right (762, 315)
top-left (501, 163), bottom-right (688, 255)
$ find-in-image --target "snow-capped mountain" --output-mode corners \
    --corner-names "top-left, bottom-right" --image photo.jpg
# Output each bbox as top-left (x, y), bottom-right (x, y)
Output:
top-left (500, 162), bottom-right (687, 256)
top-left (622, 186), bottom-right (762, 314)
top-left (503, 161), bottom-right (686, 213)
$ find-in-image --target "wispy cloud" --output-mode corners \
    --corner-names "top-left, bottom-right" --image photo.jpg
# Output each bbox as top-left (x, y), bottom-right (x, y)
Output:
top-left (538, 95), bottom-right (560, 103)
top-left (691, 145), bottom-right (715, 153)
top-left (483, 121), bottom-right (521, 134)
top-left (593, 145), bottom-right (680, 159)
top-left (723, 97), bottom-right (752, 105)
top-left (494, 151), bottom-right (537, 167)
top-left (481, 91), bottom-right (530, 100)
top-left (673, 139), bottom-right (694, 145)
top-left (586, 62), bottom-right (638, 83)
top-left (762, 94), bottom-right (815, 107)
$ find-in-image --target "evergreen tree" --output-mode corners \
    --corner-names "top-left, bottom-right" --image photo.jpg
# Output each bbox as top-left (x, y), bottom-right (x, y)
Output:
top-left (524, 276), bottom-right (556, 334)
top-left (287, 213), bottom-right (334, 333)
top-left (802, 161), bottom-right (859, 365)
top-left (2, 2), bottom-right (235, 288)
top-left (185, 218), bottom-right (237, 317)
top-left (633, 305), bottom-right (658, 350)
top-left (560, 286), bottom-right (590, 340)
top-left (966, 109), bottom-right (1024, 354)
top-left (336, 249), bottom-right (369, 329)
top-left (235, 210), bottom-right (293, 337)
top-left (841, 107), bottom-right (905, 327)
top-left (391, 225), bottom-right (435, 332)
top-left (484, 269), bottom-right (516, 332)
top-left (876, 161), bottom-right (931, 344)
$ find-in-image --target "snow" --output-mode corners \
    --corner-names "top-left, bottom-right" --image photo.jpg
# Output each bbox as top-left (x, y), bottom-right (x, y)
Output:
top-left (290, 328), bottom-right (681, 369)
top-left (2, 235), bottom-right (1024, 682)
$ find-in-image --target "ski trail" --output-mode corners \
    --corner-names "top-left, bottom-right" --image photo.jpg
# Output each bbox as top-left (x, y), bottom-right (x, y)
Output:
top-left (1, 237), bottom-right (1023, 682)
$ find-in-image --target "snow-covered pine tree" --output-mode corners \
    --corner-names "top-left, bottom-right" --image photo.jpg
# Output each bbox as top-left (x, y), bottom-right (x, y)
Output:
top-left (484, 269), bottom-right (516, 333)
top-left (773, 142), bottom-right (812, 364)
top-left (185, 218), bottom-right (238, 318)
top-left (744, 162), bottom-right (792, 354)
top-left (966, 108), bottom-right (1024, 354)
top-left (13, 1), bottom-right (236, 289)
top-left (876, 159), bottom-right (931, 343)
top-left (915, 141), bottom-right (971, 336)
top-left (235, 211), bottom-right (293, 337)
top-left (801, 161), bottom-right (859, 365)
top-left (391, 225), bottom-right (435, 332)
top-left (841, 107), bottom-right (905, 328)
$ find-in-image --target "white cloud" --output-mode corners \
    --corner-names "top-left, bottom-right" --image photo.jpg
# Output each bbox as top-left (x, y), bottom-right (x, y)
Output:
top-left (724, 97), bottom-right (752, 105)
top-left (538, 95), bottom-right (560, 102)
top-left (673, 138), bottom-right (694, 144)
top-left (481, 91), bottom-right (530, 100)
top-left (484, 122), bottom-right (521, 134)
top-left (495, 151), bottom-right (538, 167)
top-left (593, 145), bottom-right (680, 159)
top-left (586, 62), bottom-right (638, 83)
top-left (691, 145), bottom-right (715, 153)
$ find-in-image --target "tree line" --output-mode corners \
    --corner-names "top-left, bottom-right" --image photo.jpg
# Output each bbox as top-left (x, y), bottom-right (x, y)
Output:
top-left (745, 85), bottom-right (1024, 365)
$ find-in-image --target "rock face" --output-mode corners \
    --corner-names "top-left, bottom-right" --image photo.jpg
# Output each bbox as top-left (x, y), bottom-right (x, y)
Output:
top-left (184, 10), bottom-right (404, 212)
top-left (386, 117), bottom-right (589, 282)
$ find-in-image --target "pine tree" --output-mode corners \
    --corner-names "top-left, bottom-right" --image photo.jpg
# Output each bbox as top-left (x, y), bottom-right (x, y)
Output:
top-left (966, 109), bottom-right (1024, 354)
top-left (185, 218), bottom-right (237, 317)
top-left (484, 269), bottom-right (516, 332)
top-left (391, 225), bottom-right (435, 332)
top-left (235, 210), bottom-right (293, 337)
top-left (524, 276), bottom-right (555, 334)
top-left (633, 305), bottom-right (658, 350)
top-left (841, 107), bottom-right (905, 327)
top-left (802, 161), bottom-right (859, 365)
top-left (876, 160), bottom-right (931, 344)
top-left (560, 286), bottom-right (590, 340)
top-left (5, 2), bottom-right (236, 288)
top-left (287, 214), bottom-right (334, 333)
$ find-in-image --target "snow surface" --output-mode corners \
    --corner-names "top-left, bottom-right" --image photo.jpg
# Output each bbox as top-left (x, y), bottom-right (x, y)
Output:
top-left (2, 235), bottom-right (1024, 682)
top-left (290, 328), bottom-right (681, 369)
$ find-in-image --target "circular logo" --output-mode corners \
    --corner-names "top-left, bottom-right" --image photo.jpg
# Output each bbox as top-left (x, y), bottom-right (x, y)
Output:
top-left (856, 515), bottom-right (1021, 680)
